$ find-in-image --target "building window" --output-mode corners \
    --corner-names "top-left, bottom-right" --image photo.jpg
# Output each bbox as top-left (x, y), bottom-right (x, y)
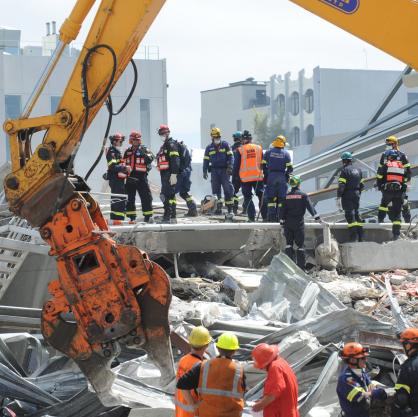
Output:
top-left (50, 96), bottom-right (61, 113)
top-left (5, 95), bottom-right (21, 162)
top-left (290, 92), bottom-right (299, 116)
top-left (408, 93), bottom-right (418, 116)
top-left (306, 124), bottom-right (314, 144)
top-left (278, 94), bottom-right (285, 114)
top-left (236, 120), bottom-right (242, 131)
top-left (316, 176), bottom-right (329, 190)
top-left (304, 89), bottom-right (314, 113)
top-left (292, 127), bottom-right (300, 147)
top-left (140, 99), bottom-right (151, 147)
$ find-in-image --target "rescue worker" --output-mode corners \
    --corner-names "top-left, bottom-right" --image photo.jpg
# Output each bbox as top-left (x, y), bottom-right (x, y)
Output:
top-left (156, 124), bottom-right (181, 223)
top-left (175, 326), bottom-right (212, 417)
top-left (376, 150), bottom-right (406, 240)
top-left (378, 135), bottom-right (411, 224)
top-left (106, 132), bottom-right (130, 225)
top-left (337, 342), bottom-right (387, 417)
top-left (176, 332), bottom-right (245, 417)
top-left (123, 131), bottom-right (154, 223)
top-left (231, 131), bottom-right (243, 215)
top-left (279, 175), bottom-right (321, 270)
top-left (233, 130), bottom-right (266, 222)
top-left (176, 139), bottom-right (198, 217)
top-left (251, 343), bottom-right (299, 417)
top-left (337, 152), bottom-right (365, 242)
top-left (264, 135), bottom-right (293, 222)
top-left (392, 328), bottom-right (418, 417)
top-left (203, 127), bottom-right (235, 217)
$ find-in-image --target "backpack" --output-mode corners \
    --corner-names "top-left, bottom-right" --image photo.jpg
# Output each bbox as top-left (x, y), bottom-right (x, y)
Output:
top-left (177, 140), bottom-right (191, 170)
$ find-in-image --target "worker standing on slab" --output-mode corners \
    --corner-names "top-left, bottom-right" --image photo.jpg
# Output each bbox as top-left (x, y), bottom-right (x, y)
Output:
top-left (233, 130), bottom-right (266, 222)
top-left (176, 332), bottom-right (245, 417)
top-left (279, 175), bottom-right (321, 270)
top-left (123, 131), bottom-right (154, 223)
top-left (203, 128), bottom-right (235, 218)
top-left (376, 150), bottom-right (406, 240)
top-left (106, 132), bottom-right (130, 225)
top-left (378, 136), bottom-right (411, 224)
top-left (337, 152), bottom-right (365, 242)
top-left (157, 124), bottom-right (181, 223)
top-left (251, 343), bottom-right (299, 417)
top-left (264, 135), bottom-right (293, 222)
top-left (231, 131), bottom-right (243, 215)
top-left (337, 342), bottom-right (387, 417)
top-left (175, 326), bottom-right (212, 417)
top-left (392, 328), bottom-right (418, 417)
top-left (175, 139), bottom-right (198, 217)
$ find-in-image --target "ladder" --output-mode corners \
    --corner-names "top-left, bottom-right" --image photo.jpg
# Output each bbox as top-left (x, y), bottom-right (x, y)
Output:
top-left (0, 217), bottom-right (34, 300)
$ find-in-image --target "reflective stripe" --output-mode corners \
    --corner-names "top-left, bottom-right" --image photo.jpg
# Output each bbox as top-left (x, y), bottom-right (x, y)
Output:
top-left (379, 206), bottom-right (389, 212)
top-left (360, 179), bottom-right (365, 183)
top-left (267, 203), bottom-right (276, 207)
top-left (227, 151), bottom-right (233, 155)
top-left (404, 163), bottom-right (411, 168)
top-left (378, 164), bottom-right (383, 168)
top-left (376, 174), bottom-right (383, 179)
top-left (108, 159), bottom-right (119, 166)
top-left (125, 210), bottom-right (137, 215)
top-left (387, 167), bottom-right (405, 175)
top-left (233, 196), bottom-right (240, 201)
top-left (219, 149), bottom-right (226, 153)
top-left (285, 245), bottom-right (292, 249)
top-left (225, 200), bottom-right (234, 205)
top-left (395, 383), bottom-right (411, 394)
top-left (143, 210), bottom-right (154, 216)
top-left (348, 222), bottom-right (357, 228)
top-left (204, 156), bottom-right (210, 160)
top-left (199, 359), bottom-right (243, 399)
top-left (169, 151), bottom-right (180, 156)
top-left (209, 151), bottom-right (216, 155)
top-left (186, 197), bottom-right (194, 202)
top-left (174, 397), bottom-right (195, 412)
top-left (338, 178), bottom-right (347, 183)
top-left (286, 162), bottom-right (293, 167)
top-left (262, 160), bottom-right (267, 164)
top-left (169, 199), bottom-right (177, 205)
top-left (392, 221), bottom-right (402, 225)
top-left (111, 211), bottom-right (125, 217)
top-left (347, 386), bottom-right (365, 402)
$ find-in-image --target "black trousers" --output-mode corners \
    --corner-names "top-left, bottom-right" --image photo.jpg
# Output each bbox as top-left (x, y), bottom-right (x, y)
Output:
top-left (160, 171), bottom-right (176, 219)
top-left (125, 174), bottom-right (153, 220)
top-left (109, 178), bottom-right (126, 220)
top-left (342, 190), bottom-right (363, 241)
top-left (378, 190), bottom-right (402, 237)
top-left (284, 220), bottom-right (306, 270)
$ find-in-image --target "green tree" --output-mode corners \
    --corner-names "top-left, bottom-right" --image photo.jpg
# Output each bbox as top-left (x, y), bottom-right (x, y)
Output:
top-left (253, 110), bottom-right (285, 148)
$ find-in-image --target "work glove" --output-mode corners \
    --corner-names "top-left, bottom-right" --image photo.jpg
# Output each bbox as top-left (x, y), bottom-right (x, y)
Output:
top-left (170, 173), bottom-right (178, 186)
top-left (314, 215), bottom-right (323, 224)
top-left (203, 171), bottom-right (208, 180)
top-left (336, 197), bottom-right (342, 212)
top-left (226, 165), bottom-right (233, 176)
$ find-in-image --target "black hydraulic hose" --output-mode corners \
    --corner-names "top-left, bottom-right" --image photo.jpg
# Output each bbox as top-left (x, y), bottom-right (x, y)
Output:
top-left (84, 59), bottom-right (138, 181)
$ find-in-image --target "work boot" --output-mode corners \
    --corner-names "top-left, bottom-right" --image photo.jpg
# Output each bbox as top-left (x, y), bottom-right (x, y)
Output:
top-left (233, 200), bottom-right (239, 215)
top-left (111, 219), bottom-right (123, 226)
top-left (185, 207), bottom-right (198, 217)
top-left (143, 215), bottom-right (154, 224)
top-left (225, 213), bottom-right (234, 222)
top-left (215, 202), bottom-right (223, 215)
top-left (162, 204), bottom-right (170, 223)
top-left (357, 226), bottom-right (363, 243)
top-left (169, 217), bottom-right (177, 224)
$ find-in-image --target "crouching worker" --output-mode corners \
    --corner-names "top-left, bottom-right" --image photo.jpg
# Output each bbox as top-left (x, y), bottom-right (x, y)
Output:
top-left (176, 332), bottom-right (245, 417)
top-left (337, 342), bottom-right (387, 417)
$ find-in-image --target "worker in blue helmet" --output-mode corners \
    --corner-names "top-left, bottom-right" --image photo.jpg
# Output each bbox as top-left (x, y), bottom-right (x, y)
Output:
top-left (337, 152), bottom-right (365, 242)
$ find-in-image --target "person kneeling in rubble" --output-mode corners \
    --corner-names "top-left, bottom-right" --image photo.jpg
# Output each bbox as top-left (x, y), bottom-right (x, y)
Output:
top-left (176, 332), bottom-right (245, 417)
top-left (392, 328), bottom-right (418, 417)
top-left (251, 343), bottom-right (299, 417)
top-left (175, 326), bottom-right (212, 417)
top-left (337, 342), bottom-right (387, 417)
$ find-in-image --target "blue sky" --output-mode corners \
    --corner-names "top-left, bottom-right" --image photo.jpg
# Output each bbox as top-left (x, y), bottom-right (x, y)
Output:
top-left (2, 0), bottom-right (405, 147)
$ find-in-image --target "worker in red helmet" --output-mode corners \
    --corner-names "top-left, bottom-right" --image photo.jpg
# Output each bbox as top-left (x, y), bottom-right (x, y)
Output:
top-left (106, 132), bottom-right (130, 225)
top-left (123, 131), bottom-right (154, 223)
top-left (392, 328), bottom-right (418, 416)
top-left (337, 342), bottom-right (387, 417)
top-left (156, 124), bottom-right (181, 223)
top-left (251, 343), bottom-right (299, 417)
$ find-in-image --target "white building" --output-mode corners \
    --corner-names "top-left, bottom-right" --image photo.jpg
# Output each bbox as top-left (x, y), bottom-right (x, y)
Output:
top-left (0, 27), bottom-right (168, 192)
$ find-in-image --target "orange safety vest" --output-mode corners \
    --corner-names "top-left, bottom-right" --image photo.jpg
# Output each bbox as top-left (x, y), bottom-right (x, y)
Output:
top-left (386, 160), bottom-right (405, 184)
top-left (175, 353), bottom-right (202, 417)
top-left (238, 144), bottom-right (263, 183)
top-left (157, 149), bottom-right (170, 171)
top-left (124, 147), bottom-right (148, 173)
top-left (197, 358), bottom-right (244, 417)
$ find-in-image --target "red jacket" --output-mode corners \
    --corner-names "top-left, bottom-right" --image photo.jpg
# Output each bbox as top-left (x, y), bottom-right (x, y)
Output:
top-left (263, 357), bottom-right (299, 417)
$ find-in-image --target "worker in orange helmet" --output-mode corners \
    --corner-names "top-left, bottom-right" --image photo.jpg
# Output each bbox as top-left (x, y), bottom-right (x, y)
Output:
top-left (175, 326), bottom-right (212, 417)
top-left (337, 342), bottom-right (387, 417)
top-left (392, 328), bottom-right (418, 416)
top-left (251, 343), bottom-right (299, 417)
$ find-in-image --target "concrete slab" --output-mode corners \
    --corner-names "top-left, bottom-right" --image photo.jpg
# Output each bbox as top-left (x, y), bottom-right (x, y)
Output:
top-left (340, 240), bottom-right (418, 273)
top-left (217, 266), bottom-right (265, 291)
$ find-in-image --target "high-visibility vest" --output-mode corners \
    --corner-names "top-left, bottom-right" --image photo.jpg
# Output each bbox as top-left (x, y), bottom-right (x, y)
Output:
top-left (175, 354), bottom-right (202, 417)
top-left (124, 147), bottom-right (148, 173)
top-left (238, 144), bottom-right (263, 183)
top-left (197, 358), bottom-right (244, 417)
top-left (386, 160), bottom-right (405, 184)
top-left (157, 150), bottom-right (170, 171)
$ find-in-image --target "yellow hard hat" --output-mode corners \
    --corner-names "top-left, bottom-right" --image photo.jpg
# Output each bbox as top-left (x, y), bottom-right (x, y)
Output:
top-left (188, 326), bottom-right (212, 348)
top-left (216, 332), bottom-right (240, 351)
top-left (211, 127), bottom-right (221, 138)
top-left (386, 135), bottom-right (398, 145)
top-left (272, 135), bottom-right (286, 148)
